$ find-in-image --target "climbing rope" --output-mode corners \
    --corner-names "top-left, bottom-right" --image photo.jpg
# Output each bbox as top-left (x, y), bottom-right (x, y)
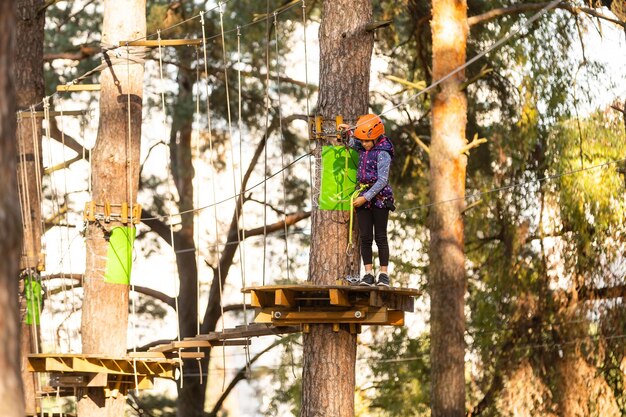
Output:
top-left (262, 0), bottom-right (271, 285)
top-left (273, 12), bottom-right (291, 281)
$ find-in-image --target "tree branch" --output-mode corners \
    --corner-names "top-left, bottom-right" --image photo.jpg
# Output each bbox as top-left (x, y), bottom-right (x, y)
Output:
top-left (468, 1), bottom-right (626, 28)
top-left (578, 283), bottom-right (626, 301)
top-left (48, 116), bottom-right (89, 159)
top-left (44, 44), bottom-right (99, 62)
top-left (241, 211), bottom-right (311, 239)
top-left (141, 210), bottom-right (176, 246)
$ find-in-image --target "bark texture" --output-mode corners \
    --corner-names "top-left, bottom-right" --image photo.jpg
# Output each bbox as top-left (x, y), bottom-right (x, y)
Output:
top-left (78, 1), bottom-right (145, 415)
top-left (0, 2), bottom-right (26, 415)
top-left (302, 1), bottom-right (374, 416)
top-left (15, 1), bottom-right (45, 413)
top-left (429, 0), bottom-right (468, 416)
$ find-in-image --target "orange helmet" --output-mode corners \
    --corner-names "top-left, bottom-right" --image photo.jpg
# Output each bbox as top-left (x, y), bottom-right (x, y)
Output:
top-left (354, 114), bottom-right (385, 140)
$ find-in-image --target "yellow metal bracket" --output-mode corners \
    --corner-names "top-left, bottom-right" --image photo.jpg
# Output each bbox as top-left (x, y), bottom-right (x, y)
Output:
top-left (84, 201), bottom-right (142, 224)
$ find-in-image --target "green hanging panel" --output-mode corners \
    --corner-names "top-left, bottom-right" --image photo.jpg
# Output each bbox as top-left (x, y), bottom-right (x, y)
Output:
top-left (24, 276), bottom-right (42, 325)
top-left (104, 226), bottom-right (136, 285)
top-left (319, 145), bottom-right (358, 211)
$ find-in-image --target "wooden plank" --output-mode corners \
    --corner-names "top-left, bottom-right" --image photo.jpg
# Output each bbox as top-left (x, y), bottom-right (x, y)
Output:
top-left (329, 289), bottom-right (351, 307)
top-left (257, 307), bottom-right (402, 326)
top-left (255, 311), bottom-right (273, 324)
top-left (250, 290), bottom-right (274, 308)
top-left (19, 110), bottom-right (86, 118)
top-left (267, 309), bottom-right (368, 323)
top-left (119, 39), bottom-right (202, 47)
top-left (171, 340), bottom-right (212, 349)
top-left (30, 355), bottom-right (177, 378)
top-left (381, 293), bottom-right (415, 312)
top-left (369, 290), bottom-right (384, 307)
top-left (275, 289), bottom-right (296, 307)
top-left (56, 84), bottom-right (101, 92)
top-left (129, 351), bottom-right (204, 359)
top-left (149, 342), bottom-right (176, 352)
top-left (243, 284), bottom-right (421, 298)
top-left (188, 323), bottom-right (300, 341)
top-left (388, 310), bottom-right (405, 326)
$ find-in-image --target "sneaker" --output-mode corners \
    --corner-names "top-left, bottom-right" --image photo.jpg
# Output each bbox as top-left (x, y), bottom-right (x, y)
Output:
top-left (359, 273), bottom-right (375, 286)
top-left (377, 273), bottom-right (390, 287)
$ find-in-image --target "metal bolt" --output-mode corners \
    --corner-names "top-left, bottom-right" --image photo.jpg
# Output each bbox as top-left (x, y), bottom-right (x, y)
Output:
top-left (274, 311), bottom-right (282, 319)
top-left (354, 311), bottom-right (362, 319)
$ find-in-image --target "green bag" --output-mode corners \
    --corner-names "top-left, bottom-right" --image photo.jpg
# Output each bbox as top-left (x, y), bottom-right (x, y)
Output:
top-left (319, 145), bottom-right (358, 211)
top-left (104, 226), bottom-right (136, 285)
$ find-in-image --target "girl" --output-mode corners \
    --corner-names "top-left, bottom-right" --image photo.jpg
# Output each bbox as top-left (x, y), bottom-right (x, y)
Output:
top-left (340, 114), bottom-right (395, 286)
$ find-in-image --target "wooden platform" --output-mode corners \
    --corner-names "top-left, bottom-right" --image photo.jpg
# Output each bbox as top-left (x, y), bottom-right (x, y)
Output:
top-left (147, 284), bottom-right (421, 354)
top-left (28, 353), bottom-right (179, 396)
top-left (148, 323), bottom-right (300, 353)
top-left (243, 284), bottom-right (420, 328)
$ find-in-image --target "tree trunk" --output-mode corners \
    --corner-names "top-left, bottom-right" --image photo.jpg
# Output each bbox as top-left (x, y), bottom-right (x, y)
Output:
top-left (78, 1), bottom-right (145, 416)
top-left (301, 1), bottom-right (373, 416)
top-left (169, 46), bottom-right (202, 417)
top-left (0, 1), bottom-right (26, 415)
top-left (429, 0), bottom-right (468, 416)
top-left (15, 1), bottom-right (45, 414)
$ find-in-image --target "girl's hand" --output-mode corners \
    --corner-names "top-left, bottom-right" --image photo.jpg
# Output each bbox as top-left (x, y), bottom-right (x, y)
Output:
top-left (337, 124), bottom-right (352, 137)
top-left (353, 196), bottom-right (367, 207)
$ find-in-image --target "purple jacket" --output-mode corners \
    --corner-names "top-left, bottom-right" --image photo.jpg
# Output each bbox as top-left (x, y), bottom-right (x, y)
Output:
top-left (351, 136), bottom-right (395, 210)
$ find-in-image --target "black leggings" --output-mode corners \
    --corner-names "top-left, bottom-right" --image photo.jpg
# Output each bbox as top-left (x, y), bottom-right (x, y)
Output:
top-left (356, 207), bottom-right (390, 266)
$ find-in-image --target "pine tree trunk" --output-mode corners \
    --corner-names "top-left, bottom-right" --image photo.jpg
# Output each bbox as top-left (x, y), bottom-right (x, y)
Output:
top-left (77, 1), bottom-right (145, 415)
top-left (429, 0), bottom-right (468, 416)
top-left (169, 46), bottom-right (203, 417)
top-left (15, 1), bottom-right (45, 413)
top-left (0, 1), bottom-right (26, 415)
top-left (302, 1), bottom-right (373, 416)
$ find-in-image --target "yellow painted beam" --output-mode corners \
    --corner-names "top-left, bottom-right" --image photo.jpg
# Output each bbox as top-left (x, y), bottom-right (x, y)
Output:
top-left (118, 39), bottom-right (202, 47)
top-left (275, 289), bottom-right (296, 307)
top-left (19, 110), bottom-right (86, 118)
top-left (329, 289), bottom-right (351, 306)
top-left (56, 84), bottom-right (101, 92)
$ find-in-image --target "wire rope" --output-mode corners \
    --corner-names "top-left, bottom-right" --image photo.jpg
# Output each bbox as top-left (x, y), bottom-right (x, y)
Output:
top-left (235, 25), bottom-right (252, 371)
top-left (273, 12), bottom-right (291, 281)
top-left (200, 12), bottom-right (225, 323)
top-left (155, 32), bottom-right (185, 390)
top-left (262, 0), bottom-right (271, 285)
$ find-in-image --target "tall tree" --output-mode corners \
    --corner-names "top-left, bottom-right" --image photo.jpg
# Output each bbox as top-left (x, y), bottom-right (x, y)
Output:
top-left (15, 0), bottom-right (45, 413)
top-left (301, 0), bottom-right (373, 416)
top-left (429, 0), bottom-right (468, 415)
top-left (0, 0), bottom-right (26, 415)
top-left (77, 0), bottom-right (145, 415)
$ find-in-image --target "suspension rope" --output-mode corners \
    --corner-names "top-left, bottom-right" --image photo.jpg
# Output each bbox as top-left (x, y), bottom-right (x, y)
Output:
top-left (301, 0), bottom-right (315, 216)
top-left (261, 0), bottom-right (271, 285)
top-left (273, 12), bottom-right (291, 282)
top-left (57, 105), bottom-right (80, 345)
top-left (218, 0), bottom-right (239, 390)
top-left (194, 45), bottom-right (202, 340)
top-left (236, 26), bottom-right (252, 370)
top-left (156, 31), bottom-right (182, 348)
top-left (200, 12), bottom-right (225, 323)
top-left (122, 42), bottom-right (141, 392)
top-left (17, 113), bottom-right (41, 355)
top-left (27, 107), bottom-right (47, 355)
top-left (43, 99), bottom-right (72, 351)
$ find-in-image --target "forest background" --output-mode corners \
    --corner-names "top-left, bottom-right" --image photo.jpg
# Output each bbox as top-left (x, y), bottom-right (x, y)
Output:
top-left (9, 0), bottom-right (626, 416)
